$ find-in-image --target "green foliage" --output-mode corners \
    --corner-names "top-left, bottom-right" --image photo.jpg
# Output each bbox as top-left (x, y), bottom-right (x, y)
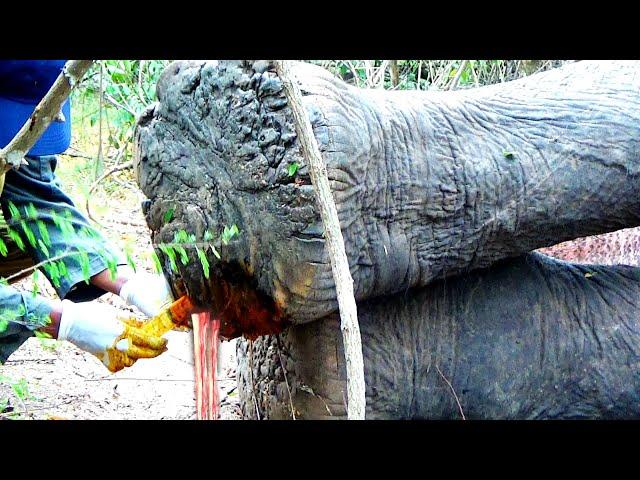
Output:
top-left (37, 239), bottom-right (49, 258)
top-left (7, 229), bottom-right (25, 251)
top-left (31, 270), bottom-right (40, 298)
top-left (313, 60), bottom-right (568, 92)
top-left (152, 224), bottom-right (241, 279)
top-left (0, 375), bottom-right (32, 401)
top-left (34, 330), bottom-right (57, 351)
top-left (73, 60), bottom-right (171, 163)
top-left (159, 244), bottom-right (178, 272)
top-left (79, 250), bottom-right (91, 284)
top-left (124, 244), bottom-right (138, 273)
top-left (196, 247), bottom-right (210, 279)
top-left (0, 374), bottom-right (34, 419)
top-left (163, 206), bottom-right (175, 224)
top-left (287, 162), bottom-right (299, 177)
top-left (221, 224), bottom-right (239, 245)
top-left (150, 250), bottom-right (162, 274)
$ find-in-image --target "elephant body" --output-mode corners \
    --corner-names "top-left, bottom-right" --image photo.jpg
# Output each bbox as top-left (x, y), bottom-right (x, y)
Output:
top-left (136, 60), bottom-right (640, 331)
top-left (134, 60), bottom-right (640, 419)
top-left (238, 253), bottom-right (640, 419)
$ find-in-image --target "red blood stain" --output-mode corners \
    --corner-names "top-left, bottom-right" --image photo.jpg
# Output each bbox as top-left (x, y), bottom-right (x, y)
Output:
top-left (209, 271), bottom-right (288, 340)
top-left (193, 312), bottom-right (220, 420)
top-left (179, 265), bottom-right (288, 418)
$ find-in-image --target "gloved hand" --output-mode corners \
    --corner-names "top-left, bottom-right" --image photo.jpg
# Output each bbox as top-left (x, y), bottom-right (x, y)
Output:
top-left (57, 300), bottom-right (168, 372)
top-left (119, 272), bottom-right (174, 317)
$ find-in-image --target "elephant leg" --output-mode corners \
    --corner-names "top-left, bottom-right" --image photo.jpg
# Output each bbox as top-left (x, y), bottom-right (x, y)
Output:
top-left (236, 317), bottom-right (348, 420)
top-left (237, 253), bottom-right (640, 420)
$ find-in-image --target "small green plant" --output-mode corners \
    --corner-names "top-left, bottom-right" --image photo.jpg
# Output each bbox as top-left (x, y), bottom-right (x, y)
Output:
top-left (0, 374), bottom-right (34, 419)
top-left (287, 162), bottom-right (299, 177)
top-left (163, 206), bottom-right (175, 224)
top-left (221, 224), bottom-right (239, 245)
top-left (34, 330), bottom-right (57, 351)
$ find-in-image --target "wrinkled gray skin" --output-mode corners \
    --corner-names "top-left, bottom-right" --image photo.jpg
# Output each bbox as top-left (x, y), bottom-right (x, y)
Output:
top-left (135, 60), bottom-right (640, 419)
top-left (136, 60), bottom-right (640, 323)
top-left (238, 253), bottom-right (640, 419)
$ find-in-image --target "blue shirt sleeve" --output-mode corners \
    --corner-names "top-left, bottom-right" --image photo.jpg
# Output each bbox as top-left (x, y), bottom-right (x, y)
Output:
top-left (0, 283), bottom-right (53, 363)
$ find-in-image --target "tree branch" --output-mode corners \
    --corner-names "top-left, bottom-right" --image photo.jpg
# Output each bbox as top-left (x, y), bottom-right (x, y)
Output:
top-left (274, 60), bottom-right (367, 420)
top-left (0, 60), bottom-right (94, 174)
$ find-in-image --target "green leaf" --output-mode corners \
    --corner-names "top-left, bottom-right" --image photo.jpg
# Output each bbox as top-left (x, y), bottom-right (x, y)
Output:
top-left (37, 239), bottom-right (49, 258)
top-left (7, 201), bottom-right (20, 220)
top-left (57, 260), bottom-right (68, 278)
top-left (79, 250), bottom-right (91, 284)
top-left (150, 250), bottom-right (162, 274)
top-left (0, 238), bottom-right (7, 257)
top-left (175, 246), bottom-right (189, 265)
top-left (37, 221), bottom-right (51, 247)
top-left (196, 247), bottom-right (210, 279)
top-left (26, 203), bottom-right (38, 219)
top-left (163, 206), bottom-right (175, 224)
top-left (43, 262), bottom-right (61, 288)
top-left (106, 254), bottom-right (118, 281)
top-left (204, 230), bottom-right (214, 242)
top-left (211, 245), bottom-right (221, 260)
top-left (159, 245), bottom-right (177, 272)
top-left (503, 151), bottom-right (515, 159)
top-left (174, 230), bottom-right (190, 244)
top-left (287, 162), bottom-right (299, 177)
top-left (125, 248), bottom-right (137, 273)
top-left (20, 221), bottom-right (36, 248)
top-left (31, 270), bottom-right (40, 298)
top-left (7, 230), bottom-right (25, 251)
top-left (221, 224), bottom-right (240, 245)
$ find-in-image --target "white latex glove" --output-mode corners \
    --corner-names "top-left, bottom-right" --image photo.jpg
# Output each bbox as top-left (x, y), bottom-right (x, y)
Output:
top-left (119, 272), bottom-right (174, 317)
top-left (58, 300), bottom-right (168, 372)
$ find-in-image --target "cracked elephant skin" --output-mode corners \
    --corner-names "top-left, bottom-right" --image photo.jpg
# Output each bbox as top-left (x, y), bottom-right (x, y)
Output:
top-left (135, 60), bottom-right (640, 330)
top-left (134, 60), bottom-right (640, 418)
top-left (237, 253), bottom-right (640, 419)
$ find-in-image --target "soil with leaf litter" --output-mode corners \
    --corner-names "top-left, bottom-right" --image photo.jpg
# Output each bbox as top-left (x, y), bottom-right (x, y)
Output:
top-left (0, 156), bottom-right (241, 420)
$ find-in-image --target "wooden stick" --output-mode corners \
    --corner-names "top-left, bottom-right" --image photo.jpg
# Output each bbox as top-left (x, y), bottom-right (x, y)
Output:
top-left (274, 60), bottom-right (366, 420)
top-left (0, 60), bottom-right (94, 174)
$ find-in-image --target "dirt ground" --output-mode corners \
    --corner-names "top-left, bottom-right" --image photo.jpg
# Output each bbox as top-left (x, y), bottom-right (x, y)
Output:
top-left (0, 153), bottom-right (241, 420)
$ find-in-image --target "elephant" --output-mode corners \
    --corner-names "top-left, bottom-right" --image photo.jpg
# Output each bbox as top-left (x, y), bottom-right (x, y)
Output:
top-left (134, 60), bottom-right (640, 418)
top-left (237, 252), bottom-right (640, 419)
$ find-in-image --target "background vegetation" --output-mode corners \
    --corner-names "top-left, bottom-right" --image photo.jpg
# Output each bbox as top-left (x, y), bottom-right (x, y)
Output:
top-left (70, 60), bottom-right (569, 189)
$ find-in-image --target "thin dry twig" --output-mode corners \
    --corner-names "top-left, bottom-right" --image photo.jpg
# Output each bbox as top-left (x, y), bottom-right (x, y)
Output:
top-left (2, 250), bottom-right (83, 283)
top-left (0, 60), bottom-right (94, 174)
top-left (435, 364), bottom-right (466, 420)
top-left (449, 60), bottom-right (469, 90)
top-left (84, 161), bottom-right (133, 225)
top-left (95, 61), bottom-right (104, 180)
top-left (248, 340), bottom-right (262, 420)
top-left (275, 60), bottom-right (366, 420)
